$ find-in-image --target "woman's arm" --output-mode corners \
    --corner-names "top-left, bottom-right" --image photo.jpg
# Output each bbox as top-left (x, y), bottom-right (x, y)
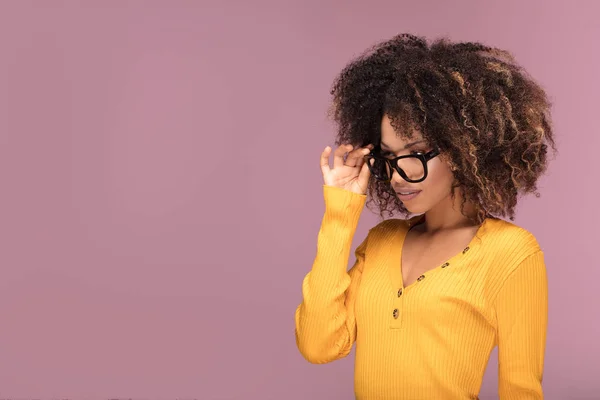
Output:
top-left (294, 185), bottom-right (367, 364)
top-left (495, 250), bottom-right (548, 399)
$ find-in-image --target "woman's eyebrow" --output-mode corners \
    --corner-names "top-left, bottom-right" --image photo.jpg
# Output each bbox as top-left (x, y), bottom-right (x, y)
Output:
top-left (380, 140), bottom-right (427, 151)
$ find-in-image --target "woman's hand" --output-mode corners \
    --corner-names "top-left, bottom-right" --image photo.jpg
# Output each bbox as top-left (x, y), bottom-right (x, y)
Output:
top-left (320, 144), bottom-right (373, 195)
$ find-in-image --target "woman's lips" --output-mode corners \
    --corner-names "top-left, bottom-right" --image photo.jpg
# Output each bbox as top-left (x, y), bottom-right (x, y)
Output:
top-left (396, 190), bottom-right (421, 201)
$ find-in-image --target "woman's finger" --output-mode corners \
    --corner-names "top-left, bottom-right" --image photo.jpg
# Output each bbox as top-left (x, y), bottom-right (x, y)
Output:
top-left (320, 146), bottom-right (332, 176)
top-left (357, 160), bottom-right (371, 189)
top-left (347, 147), bottom-right (371, 168)
top-left (333, 144), bottom-right (352, 168)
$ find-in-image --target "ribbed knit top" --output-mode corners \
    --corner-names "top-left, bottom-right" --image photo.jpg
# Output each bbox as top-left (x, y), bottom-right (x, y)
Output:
top-left (295, 186), bottom-right (548, 399)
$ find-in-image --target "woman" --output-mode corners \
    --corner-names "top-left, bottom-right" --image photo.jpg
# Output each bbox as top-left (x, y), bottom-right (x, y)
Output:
top-left (294, 33), bottom-right (554, 399)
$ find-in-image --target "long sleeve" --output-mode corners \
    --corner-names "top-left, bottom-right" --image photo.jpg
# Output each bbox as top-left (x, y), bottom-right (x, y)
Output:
top-left (294, 185), bottom-right (367, 364)
top-left (495, 250), bottom-right (548, 399)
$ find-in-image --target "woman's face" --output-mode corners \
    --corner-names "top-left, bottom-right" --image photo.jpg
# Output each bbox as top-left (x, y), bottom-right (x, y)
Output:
top-left (379, 114), bottom-right (456, 215)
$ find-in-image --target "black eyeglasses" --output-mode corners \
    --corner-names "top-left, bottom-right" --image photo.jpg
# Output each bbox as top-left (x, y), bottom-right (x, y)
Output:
top-left (364, 146), bottom-right (440, 183)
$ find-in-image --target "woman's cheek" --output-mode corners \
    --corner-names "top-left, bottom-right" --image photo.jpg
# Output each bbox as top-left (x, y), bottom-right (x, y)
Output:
top-left (425, 162), bottom-right (455, 193)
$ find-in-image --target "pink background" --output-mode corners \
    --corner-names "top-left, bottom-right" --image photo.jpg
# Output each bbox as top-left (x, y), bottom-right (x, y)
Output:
top-left (0, 1), bottom-right (598, 399)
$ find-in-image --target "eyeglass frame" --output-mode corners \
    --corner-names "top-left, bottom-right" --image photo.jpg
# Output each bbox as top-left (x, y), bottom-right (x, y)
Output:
top-left (364, 146), bottom-right (441, 183)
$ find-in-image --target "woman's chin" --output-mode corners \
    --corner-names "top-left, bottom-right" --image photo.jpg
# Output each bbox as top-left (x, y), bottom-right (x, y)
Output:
top-left (406, 207), bottom-right (424, 216)
top-left (397, 195), bottom-right (424, 213)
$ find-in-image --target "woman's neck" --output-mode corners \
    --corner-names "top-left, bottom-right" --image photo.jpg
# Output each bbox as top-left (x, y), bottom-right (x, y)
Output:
top-left (421, 189), bottom-right (480, 233)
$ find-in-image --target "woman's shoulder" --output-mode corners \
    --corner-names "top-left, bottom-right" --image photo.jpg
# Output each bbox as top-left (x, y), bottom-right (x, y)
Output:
top-left (479, 217), bottom-right (543, 273)
top-left (365, 215), bottom-right (426, 246)
top-left (482, 217), bottom-right (541, 251)
top-left (362, 217), bottom-right (409, 246)
top-left (368, 215), bottom-right (418, 235)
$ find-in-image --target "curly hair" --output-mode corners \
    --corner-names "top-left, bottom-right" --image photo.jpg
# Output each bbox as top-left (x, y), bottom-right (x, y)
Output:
top-left (328, 33), bottom-right (555, 223)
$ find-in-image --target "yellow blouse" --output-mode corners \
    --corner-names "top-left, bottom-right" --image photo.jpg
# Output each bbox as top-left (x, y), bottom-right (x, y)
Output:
top-left (295, 185), bottom-right (547, 399)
